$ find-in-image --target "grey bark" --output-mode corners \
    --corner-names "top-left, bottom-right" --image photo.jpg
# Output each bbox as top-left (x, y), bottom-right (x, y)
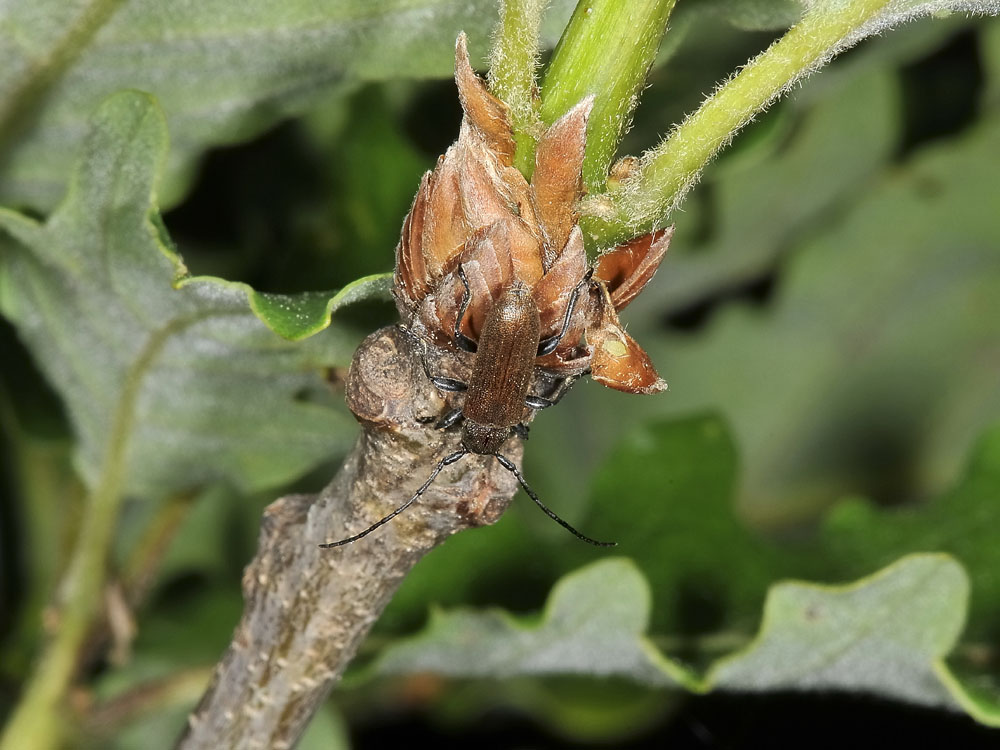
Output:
top-left (176, 325), bottom-right (520, 750)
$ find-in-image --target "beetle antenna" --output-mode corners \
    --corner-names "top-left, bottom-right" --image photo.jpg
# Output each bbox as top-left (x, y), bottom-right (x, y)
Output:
top-left (320, 449), bottom-right (468, 548)
top-left (493, 454), bottom-right (616, 547)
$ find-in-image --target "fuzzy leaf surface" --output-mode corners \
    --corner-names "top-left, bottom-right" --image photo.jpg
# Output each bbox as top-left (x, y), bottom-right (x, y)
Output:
top-left (0, 0), bottom-right (846, 215)
top-left (0, 90), bottom-right (371, 497)
top-left (374, 555), bottom-right (981, 715)
top-left (0, 0), bottom-right (576, 212)
top-left (532, 51), bottom-right (1000, 524)
top-left (709, 554), bottom-right (968, 706)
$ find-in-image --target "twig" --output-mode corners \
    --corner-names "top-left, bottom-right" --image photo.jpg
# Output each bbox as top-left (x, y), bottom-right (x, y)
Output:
top-left (176, 325), bottom-right (521, 749)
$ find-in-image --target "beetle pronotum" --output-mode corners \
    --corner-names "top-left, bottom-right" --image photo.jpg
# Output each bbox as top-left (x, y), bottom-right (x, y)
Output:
top-left (320, 266), bottom-right (614, 548)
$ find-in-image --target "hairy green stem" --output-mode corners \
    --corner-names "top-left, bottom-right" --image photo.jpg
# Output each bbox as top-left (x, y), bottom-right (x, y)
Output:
top-left (488, 0), bottom-right (549, 177)
top-left (540, 0), bottom-right (675, 191)
top-left (582, 0), bottom-right (897, 246)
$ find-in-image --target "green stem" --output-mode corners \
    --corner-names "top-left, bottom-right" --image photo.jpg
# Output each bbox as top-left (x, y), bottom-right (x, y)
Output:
top-left (121, 490), bottom-right (197, 604)
top-left (0, 427), bottom-right (129, 749)
top-left (488, 0), bottom-right (549, 177)
top-left (582, 0), bottom-right (896, 246)
top-left (540, 0), bottom-right (675, 191)
top-left (0, 314), bottom-right (212, 750)
top-left (0, 385), bottom-right (84, 679)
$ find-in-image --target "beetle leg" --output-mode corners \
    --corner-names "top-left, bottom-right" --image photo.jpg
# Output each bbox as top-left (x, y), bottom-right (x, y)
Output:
top-left (524, 395), bottom-right (552, 410)
top-left (454, 265), bottom-right (478, 353)
top-left (436, 407), bottom-right (464, 430)
top-left (537, 268), bottom-right (593, 356)
top-left (525, 373), bottom-right (580, 410)
top-left (418, 351), bottom-right (469, 394)
top-left (513, 423), bottom-right (530, 440)
top-left (430, 376), bottom-right (468, 393)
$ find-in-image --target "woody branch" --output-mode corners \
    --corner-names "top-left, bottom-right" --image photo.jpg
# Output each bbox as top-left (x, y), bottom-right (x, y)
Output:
top-left (176, 325), bottom-right (520, 750)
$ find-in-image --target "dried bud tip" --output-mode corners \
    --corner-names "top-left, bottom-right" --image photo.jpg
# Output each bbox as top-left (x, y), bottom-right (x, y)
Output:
top-left (454, 32), bottom-right (515, 166)
top-left (608, 155), bottom-right (640, 187)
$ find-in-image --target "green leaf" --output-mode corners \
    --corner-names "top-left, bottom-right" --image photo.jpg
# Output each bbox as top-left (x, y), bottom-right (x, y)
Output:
top-left (0, 90), bottom-right (365, 498)
top-left (823, 424), bottom-right (1000, 642)
top-left (374, 558), bottom-right (697, 689)
top-left (238, 275), bottom-right (392, 342)
top-left (570, 415), bottom-right (795, 637)
top-left (639, 60), bottom-right (900, 324)
top-left (587, 0), bottom-right (1000, 244)
top-left (372, 554), bottom-right (986, 716)
top-left (709, 554), bottom-right (968, 704)
top-left (536, 68), bottom-right (1000, 525)
top-left (0, 0), bottom-right (585, 213)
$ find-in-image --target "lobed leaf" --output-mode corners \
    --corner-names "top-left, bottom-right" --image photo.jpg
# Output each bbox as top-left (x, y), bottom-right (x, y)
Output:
top-left (823, 424), bottom-right (1000, 643)
top-left (371, 413), bottom-right (1000, 723)
top-left (373, 554), bottom-right (985, 716)
top-left (375, 558), bottom-right (691, 688)
top-left (0, 0), bottom-right (842, 217)
top-left (0, 90), bottom-right (378, 498)
top-left (0, 0), bottom-right (583, 213)
top-left (709, 554), bottom-right (968, 706)
top-left (229, 274), bottom-right (392, 342)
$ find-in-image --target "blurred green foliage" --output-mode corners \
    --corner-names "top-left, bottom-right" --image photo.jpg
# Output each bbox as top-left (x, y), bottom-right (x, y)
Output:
top-left (1, 1), bottom-right (1000, 747)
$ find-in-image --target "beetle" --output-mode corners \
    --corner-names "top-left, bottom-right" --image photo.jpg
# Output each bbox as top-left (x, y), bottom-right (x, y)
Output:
top-left (320, 265), bottom-right (615, 548)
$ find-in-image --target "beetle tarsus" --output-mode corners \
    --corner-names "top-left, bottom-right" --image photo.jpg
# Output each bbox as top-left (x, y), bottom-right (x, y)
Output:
top-left (430, 375), bottom-right (468, 393)
top-left (525, 374), bottom-right (580, 411)
top-left (537, 268), bottom-right (593, 356)
top-left (524, 394), bottom-right (552, 410)
top-left (436, 408), bottom-right (464, 431)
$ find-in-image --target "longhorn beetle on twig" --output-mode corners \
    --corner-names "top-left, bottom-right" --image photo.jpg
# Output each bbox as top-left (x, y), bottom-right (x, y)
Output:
top-left (320, 265), bottom-right (615, 549)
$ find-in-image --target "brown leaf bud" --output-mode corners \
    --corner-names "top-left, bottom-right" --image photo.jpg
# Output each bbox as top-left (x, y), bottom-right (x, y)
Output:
top-left (392, 33), bottom-right (669, 393)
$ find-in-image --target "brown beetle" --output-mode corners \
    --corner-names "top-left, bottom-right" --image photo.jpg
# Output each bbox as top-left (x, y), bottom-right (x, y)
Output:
top-left (320, 267), bottom-right (612, 548)
top-left (320, 34), bottom-right (671, 549)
